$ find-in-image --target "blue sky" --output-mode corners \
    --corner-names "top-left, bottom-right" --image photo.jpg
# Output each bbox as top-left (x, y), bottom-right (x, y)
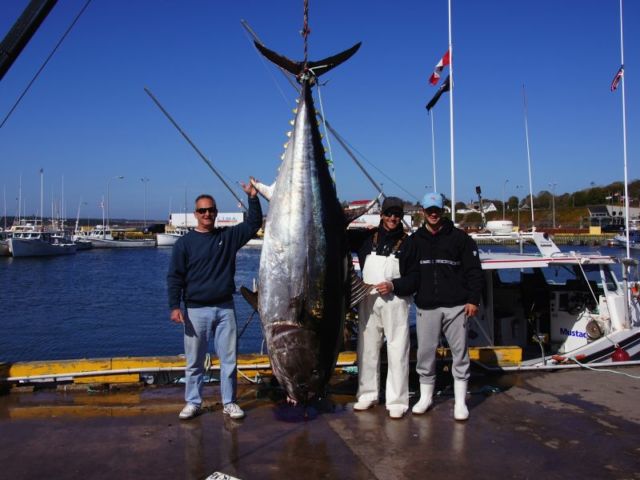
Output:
top-left (1, 0), bottom-right (638, 220)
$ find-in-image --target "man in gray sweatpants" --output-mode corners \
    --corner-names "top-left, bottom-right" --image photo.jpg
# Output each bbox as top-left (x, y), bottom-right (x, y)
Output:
top-left (377, 192), bottom-right (483, 420)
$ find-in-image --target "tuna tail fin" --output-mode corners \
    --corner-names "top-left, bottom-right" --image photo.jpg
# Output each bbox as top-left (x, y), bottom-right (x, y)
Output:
top-left (254, 41), bottom-right (361, 79)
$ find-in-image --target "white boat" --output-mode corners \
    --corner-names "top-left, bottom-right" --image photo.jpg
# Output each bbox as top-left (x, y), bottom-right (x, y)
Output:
top-left (467, 231), bottom-right (640, 370)
top-left (72, 225), bottom-right (155, 248)
top-left (611, 230), bottom-right (640, 250)
top-left (7, 221), bottom-right (76, 257)
top-left (156, 226), bottom-right (190, 247)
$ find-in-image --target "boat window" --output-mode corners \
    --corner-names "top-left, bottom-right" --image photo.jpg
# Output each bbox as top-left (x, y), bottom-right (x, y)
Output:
top-left (575, 264), bottom-right (616, 292)
top-left (540, 265), bottom-right (576, 286)
top-left (493, 267), bottom-right (540, 285)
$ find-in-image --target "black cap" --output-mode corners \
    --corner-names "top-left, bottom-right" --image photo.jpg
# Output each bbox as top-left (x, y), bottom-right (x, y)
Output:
top-left (381, 196), bottom-right (404, 214)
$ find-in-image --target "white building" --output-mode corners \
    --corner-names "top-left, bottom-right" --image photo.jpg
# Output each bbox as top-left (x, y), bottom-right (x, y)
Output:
top-left (168, 212), bottom-right (244, 228)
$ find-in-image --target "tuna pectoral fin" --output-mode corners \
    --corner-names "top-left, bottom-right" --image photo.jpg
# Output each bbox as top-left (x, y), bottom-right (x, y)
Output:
top-left (240, 286), bottom-right (259, 312)
top-left (344, 193), bottom-right (383, 225)
top-left (349, 263), bottom-right (374, 309)
top-left (250, 177), bottom-right (275, 201)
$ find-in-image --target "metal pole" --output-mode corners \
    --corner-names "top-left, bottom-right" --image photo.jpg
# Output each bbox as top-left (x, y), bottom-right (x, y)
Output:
top-left (447, 0), bottom-right (456, 223)
top-left (144, 87), bottom-right (247, 211)
top-left (429, 111), bottom-right (437, 191)
top-left (107, 175), bottom-right (124, 233)
top-left (503, 179), bottom-right (509, 220)
top-left (141, 177), bottom-right (149, 228)
top-left (552, 190), bottom-right (556, 228)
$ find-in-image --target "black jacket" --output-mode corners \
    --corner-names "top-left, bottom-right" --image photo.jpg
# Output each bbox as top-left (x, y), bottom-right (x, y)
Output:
top-left (347, 223), bottom-right (407, 269)
top-left (392, 219), bottom-right (483, 309)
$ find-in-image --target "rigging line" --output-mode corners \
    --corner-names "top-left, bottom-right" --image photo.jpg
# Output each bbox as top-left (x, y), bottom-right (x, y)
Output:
top-left (0, 0), bottom-right (93, 130)
top-left (240, 22), bottom-right (292, 107)
top-left (240, 20), bottom-right (301, 97)
top-left (326, 123), bottom-right (420, 202)
top-left (311, 71), bottom-right (336, 180)
top-left (240, 19), bottom-right (415, 201)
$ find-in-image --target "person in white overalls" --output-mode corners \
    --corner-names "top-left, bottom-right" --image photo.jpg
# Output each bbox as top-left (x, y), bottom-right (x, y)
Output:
top-left (348, 197), bottom-right (412, 419)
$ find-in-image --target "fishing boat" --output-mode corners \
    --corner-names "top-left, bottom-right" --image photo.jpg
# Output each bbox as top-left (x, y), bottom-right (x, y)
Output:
top-left (156, 225), bottom-right (189, 247)
top-left (72, 225), bottom-right (155, 248)
top-left (7, 220), bottom-right (76, 257)
top-left (467, 231), bottom-right (640, 370)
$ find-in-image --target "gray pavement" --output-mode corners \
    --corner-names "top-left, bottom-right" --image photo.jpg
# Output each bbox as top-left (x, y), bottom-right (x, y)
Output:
top-left (1, 367), bottom-right (639, 479)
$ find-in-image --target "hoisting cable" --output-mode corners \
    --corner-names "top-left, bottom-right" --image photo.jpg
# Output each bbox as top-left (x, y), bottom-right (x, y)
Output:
top-left (1, 0), bottom-right (93, 129)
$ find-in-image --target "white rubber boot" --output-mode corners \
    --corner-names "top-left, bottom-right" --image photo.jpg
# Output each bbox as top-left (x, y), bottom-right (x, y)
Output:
top-left (453, 380), bottom-right (469, 421)
top-left (411, 384), bottom-right (434, 414)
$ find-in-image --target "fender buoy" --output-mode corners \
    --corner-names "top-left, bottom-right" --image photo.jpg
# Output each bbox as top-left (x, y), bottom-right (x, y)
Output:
top-left (612, 345), bottom-right (631, 362)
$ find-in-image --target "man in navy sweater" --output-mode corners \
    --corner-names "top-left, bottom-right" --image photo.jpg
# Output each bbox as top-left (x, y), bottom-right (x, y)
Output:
top-left (167, 180), bottom-right (262, 420)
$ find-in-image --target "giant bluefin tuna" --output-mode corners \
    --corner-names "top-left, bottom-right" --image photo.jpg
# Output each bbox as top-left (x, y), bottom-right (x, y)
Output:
top-left (251, 40), bottom-right (361, 404)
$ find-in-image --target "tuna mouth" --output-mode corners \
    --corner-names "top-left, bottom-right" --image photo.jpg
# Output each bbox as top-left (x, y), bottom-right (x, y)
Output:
top-left (266, 323), bottom-right (324, 404)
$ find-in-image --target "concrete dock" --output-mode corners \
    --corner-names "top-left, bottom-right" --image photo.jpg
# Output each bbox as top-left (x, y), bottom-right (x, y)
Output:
top-left (1, 367), bottom-right (639, 479)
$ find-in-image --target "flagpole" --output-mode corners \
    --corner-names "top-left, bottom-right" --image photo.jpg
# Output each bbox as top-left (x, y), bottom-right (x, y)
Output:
top-left (429, 111), bottom-right (437, 191)
top-left (448, 0), bottom-right (456, 222)
top-left (522, 85), bottom-right (535, 226)
top-left (618, 0), bottom-right (630, 260)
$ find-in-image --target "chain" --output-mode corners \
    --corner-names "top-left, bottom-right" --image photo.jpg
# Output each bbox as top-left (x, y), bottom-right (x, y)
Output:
top-left (301, 0), bottom-right (310, 66)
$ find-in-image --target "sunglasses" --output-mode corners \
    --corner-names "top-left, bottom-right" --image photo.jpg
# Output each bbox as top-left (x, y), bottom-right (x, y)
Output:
top-left (383, 211), bottom-right (403, 219)
top-left (196, 207), bottom-right (217, 215)
top-left (425, 208), bottom-right (442, 216)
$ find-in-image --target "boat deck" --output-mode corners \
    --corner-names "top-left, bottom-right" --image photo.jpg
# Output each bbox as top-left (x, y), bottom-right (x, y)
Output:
top-left (1, 366), bottom-right (639, 479)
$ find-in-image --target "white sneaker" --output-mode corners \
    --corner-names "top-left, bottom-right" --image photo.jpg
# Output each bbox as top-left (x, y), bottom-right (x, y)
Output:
top-left (353, 399), bottom-right (378, 411)
top-left (179, 403), bottom-right (202, 420)
top-left (223, 402), bottom-right (245, 419)
top-left (388, 406), bottom-right (405, 419)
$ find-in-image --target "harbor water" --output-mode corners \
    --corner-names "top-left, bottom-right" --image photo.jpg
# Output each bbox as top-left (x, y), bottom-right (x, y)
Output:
top-left (0, 243), bottom-right (636, 363)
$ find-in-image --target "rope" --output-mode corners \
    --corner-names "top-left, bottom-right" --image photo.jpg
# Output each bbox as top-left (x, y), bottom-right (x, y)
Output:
top-left (314, 78), bottom-right (336, 179)
top-left (570, 357), bottom-right (640, 379)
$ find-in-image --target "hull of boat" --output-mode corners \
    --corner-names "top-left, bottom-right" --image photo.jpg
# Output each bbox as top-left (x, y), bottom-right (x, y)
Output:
top-left (89, 238), bottom-right (156, 248)
top-left (155, 233), bottom-right (180, 247)
top-left (0, 240), bottom-right (10, 256)
top-left (8, 238), bottom-right (77, 257)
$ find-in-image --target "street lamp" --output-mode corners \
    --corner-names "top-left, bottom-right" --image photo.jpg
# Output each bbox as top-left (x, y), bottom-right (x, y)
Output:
top-left (107, 175), bottom-right (124, 232)
top-left (502, 179), bottom-right (509, 220)
top-left (140, 177), bottom-right (150, 228)
top-left (549, 182), bottom-right (557, 229)
top-left (514, 185), bottom-right (524, 230)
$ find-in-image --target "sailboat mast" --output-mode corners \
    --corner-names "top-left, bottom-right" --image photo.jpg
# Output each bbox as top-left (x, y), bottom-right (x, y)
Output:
top-left (447, 0), bottom-right (456, 222)
top-left (39, 168), bottom-right (43, 226)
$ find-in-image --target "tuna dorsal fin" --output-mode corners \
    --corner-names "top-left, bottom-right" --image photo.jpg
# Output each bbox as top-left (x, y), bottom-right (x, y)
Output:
top-left (254, 41), bottom-right (361, 79)
top-left (344, 193), bottom-right (382, 224)
top-left (251, 177), bottom-right (275, 202)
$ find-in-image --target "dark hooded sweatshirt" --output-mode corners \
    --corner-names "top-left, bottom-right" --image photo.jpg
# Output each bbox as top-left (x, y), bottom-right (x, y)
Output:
top-left (392, 218), bottom-right (483, 309)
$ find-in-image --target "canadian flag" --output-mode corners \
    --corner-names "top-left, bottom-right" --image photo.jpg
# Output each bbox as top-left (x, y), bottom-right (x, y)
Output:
top-left (610, 65), bottom-right (624, 92)
top-left (429, 50), bottom-right (450, 86)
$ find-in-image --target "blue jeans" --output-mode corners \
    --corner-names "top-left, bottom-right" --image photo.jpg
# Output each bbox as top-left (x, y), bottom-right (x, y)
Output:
top-left (184, 302), bottom-right (238, 406)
